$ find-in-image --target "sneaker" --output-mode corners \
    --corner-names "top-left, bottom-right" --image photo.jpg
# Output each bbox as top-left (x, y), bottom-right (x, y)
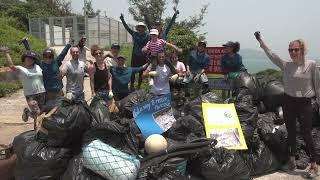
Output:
top-left (149, 78), bottom-right (154, 86)
top-left (307, 165), bottom-right (319, 178)
top-left (21, 108), bottom-right (29, 122)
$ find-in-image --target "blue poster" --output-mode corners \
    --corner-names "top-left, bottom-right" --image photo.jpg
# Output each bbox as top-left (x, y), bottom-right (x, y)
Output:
top-left (133, 94), bottom-right (176, 138)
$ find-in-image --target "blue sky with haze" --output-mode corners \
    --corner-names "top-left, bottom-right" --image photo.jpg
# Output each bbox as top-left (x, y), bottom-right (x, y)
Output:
top-left (70, 0), bottom-right (320, 59)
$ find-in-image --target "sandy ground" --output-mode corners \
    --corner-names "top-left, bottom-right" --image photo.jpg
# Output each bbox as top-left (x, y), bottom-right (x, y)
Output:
top-left (0, 46), bottom-right (318, 179)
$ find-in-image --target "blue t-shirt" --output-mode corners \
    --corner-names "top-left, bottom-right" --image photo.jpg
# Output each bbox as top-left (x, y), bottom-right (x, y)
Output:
top-left (188, 50), bottom-right (210, 73)
top-left (111, 66), bottom-right (143, 93)
top-left (36, 44), bottom-right (71, 92)
top-left (221, 53), bottom-right (245, 74)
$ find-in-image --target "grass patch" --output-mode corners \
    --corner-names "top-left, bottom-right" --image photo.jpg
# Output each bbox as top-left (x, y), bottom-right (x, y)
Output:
top-left (0, 81), bottom-right (22, 97)
top-left (0, 17), bottom-right (47, 67)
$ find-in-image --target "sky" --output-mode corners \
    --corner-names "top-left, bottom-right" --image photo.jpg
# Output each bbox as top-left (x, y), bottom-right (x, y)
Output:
top-left (70, 0), bottom-right (320, 59)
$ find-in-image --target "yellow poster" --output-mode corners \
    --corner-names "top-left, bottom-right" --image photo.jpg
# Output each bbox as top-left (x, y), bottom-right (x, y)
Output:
top-left (202, 103), bottom-right (247, 150)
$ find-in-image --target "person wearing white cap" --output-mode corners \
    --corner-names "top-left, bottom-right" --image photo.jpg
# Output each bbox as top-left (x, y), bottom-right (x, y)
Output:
top-left (120, 13), bottom-right (149, 90)
top-left (142, 28), bottom-right (182, 86)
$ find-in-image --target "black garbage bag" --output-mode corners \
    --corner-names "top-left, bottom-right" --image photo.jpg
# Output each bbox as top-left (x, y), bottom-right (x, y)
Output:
top-left (233, 71), bottom-right (260, 100)
top-left (311, 98), bottom-right (320, 127)
top-left (163, 115), bottom-right (206, 142)
top-left (61, 154), bottom-right (105, 180)
top-left (188, 147), bottom-right (251, 180)
top-left (82, 118), bottom-right (141, 155)
top-left (89, 96), bottom-right (111, 125)
top-left (13, 131), bottom-right (72, 180)
top-left (257, 112), bottom-right (284, 137)
top-left (240, 138), bottom-right (281, 176)
top-left (40, 99), bottom-right (93, 148)
top-left (119, 89), bottom-right (152, 118)
top-left (261, 80), bottom-right (284, 112)
top-left (234, 99), bottom-right (258, 146)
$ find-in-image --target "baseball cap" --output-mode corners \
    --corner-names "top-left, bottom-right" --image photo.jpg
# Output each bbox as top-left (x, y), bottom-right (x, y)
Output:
top-left (198, 41), bottom-right (207, 47)
top-left (150, 29), bottom-right (159, 35)
top-left (222, 41), bottom-right (235, 47)
top-left (111, 43), bottom-right (120, 49)
top-left (136, 22), bottom-right (146, 28)
top-left (117, 55), bottom-right (126, 61)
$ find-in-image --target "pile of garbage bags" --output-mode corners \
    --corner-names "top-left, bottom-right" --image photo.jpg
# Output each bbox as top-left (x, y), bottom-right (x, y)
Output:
top-left (7, 71), bottom-right (320, 180)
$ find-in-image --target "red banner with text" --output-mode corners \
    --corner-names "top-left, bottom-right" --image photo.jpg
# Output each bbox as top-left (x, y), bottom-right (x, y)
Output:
top-left (206, 47), bottom-right (226, 77)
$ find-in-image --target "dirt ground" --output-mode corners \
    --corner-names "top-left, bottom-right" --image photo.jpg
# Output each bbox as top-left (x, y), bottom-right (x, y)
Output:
top-left (0, 47), bottom-right (318, 179)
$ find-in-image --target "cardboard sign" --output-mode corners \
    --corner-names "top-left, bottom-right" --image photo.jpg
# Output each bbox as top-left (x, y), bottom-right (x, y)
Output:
top-left (202, 103), bottom-right (247, 150)
top-left (206, 47), bottom-right (226, 78)
top-left (133, 94), bottom-right (176, 138)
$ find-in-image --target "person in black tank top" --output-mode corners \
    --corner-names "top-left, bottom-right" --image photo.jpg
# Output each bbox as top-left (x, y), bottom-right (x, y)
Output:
top-left (88, 45), bottom-right (113, 101)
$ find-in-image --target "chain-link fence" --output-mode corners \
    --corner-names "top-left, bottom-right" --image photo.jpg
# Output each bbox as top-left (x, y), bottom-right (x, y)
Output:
top-left (28, 16), bottom-right (134, 47)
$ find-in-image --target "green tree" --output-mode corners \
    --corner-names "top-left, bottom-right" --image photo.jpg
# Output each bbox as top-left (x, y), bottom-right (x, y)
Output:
top-left (84, 0), bottom-right (101, 17)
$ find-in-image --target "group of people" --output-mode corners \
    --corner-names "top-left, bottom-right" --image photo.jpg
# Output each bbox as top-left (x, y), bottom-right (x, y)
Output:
top-left (0, 10), bottom-right (319, 177)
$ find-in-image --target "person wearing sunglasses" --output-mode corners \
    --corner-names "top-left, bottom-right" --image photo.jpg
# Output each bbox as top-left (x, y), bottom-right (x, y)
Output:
top-left (255, 31), bottom-right (319, 177)
top-left (21, 37), bottom-right (74, 102)
top-left (88, 45), bottom-right (113, 101)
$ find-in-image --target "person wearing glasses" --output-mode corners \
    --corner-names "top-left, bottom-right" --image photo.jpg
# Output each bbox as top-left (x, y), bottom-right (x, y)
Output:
top-left (88, 45), bottom-right (113, 101)
top-left (255, 31), bottom-right (319, 177)
top-left (21, 37), bottom-right (73, 101)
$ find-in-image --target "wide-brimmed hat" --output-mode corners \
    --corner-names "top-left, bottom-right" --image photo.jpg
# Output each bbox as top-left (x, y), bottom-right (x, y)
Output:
top-left (150, 29), bottom-right (159, 35)
top-left (21, 50), bottom-right (37, 62)
top-left (222, 41), bottom-right (235, 47)
top-left (198, 41), bottom-right (207, 47)
top-left (136, 22), bottom-right (146, 29)
top-left (117, 55), bottom-right (126, 61)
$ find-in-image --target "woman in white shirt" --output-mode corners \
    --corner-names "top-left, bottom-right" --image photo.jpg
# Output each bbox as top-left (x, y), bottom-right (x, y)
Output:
top-left (1, 48), bottom-right (45, 125)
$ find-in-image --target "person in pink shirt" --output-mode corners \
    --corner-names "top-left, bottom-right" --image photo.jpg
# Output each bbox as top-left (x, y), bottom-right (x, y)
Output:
top-left (169, 51), bottom-right (186, 97)
top-left (142, 29), bottom-right (182, 85)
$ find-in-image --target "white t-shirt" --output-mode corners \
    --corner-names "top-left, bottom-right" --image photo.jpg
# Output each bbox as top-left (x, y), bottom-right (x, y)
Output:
top-left (16, 65), bottom-right (45, 96)
top-left (63, 60), bottom-right (87, 95)
top-left (147, 64), bottom-right (171, 95)
top-left (173, 61), bottom-right (186, 73)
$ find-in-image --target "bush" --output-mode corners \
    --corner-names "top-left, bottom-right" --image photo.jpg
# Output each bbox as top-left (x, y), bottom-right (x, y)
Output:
top-left (255, 69), bottom-right (283, 83)
top-left (0, 81), bottom-right (22, 97)
top-left (0, 17), bottom-right (47, 67)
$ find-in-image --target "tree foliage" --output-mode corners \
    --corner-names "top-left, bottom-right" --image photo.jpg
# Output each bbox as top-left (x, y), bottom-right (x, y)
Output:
top-left (0, 0), bottom-right (73, 31)
top-left (84, 0), bottom-right (101, 17)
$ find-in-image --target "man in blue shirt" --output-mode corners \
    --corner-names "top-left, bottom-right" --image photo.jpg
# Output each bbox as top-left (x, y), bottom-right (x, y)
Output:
top-left (120, 14), bottom-right (149, 90)
top-left (185, 41), bottom-right (210, 93)
top-left (111, 56), bottom-right (149, 100)
top-left (22, 38), bottom-right (73, 101)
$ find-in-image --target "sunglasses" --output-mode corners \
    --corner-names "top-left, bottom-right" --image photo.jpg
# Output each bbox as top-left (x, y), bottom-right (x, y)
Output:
top-left (288, 48), bottom-right (301, 53)
top-left (94, 52), bottom-right (103, 56)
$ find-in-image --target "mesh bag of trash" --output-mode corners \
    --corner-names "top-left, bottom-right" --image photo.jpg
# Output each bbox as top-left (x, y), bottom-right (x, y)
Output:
top-left (295, 149), bottom-right (310, 170)
top-left (163, 115), bottom-right (206, 143)
top-left (82, 118), bottom-right (141, 155)
top-left (188, 147), bottom-right (251, 180)
top-left (13, 130), bottom-right (73, 180)
top-left (257, 112), bottom-right (285, 137)
top-left (82, 139), bottom-right (140, 180)
top-left (39, 98), bottom-right (93, 148)
top-left (260, 80), bottom-right (284, 112)
top-left (89, 96), bottom-right (111, 125)
top-left (240, 137), bottom-right (281, 176)
top-left (61, 154), bottom-right (105, 180)
top-left (119, 89), bottom-right (153, 118)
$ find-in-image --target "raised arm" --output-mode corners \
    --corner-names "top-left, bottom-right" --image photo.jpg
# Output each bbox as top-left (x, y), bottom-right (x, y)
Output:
top-left (1, 47), bottom-right (17, 71)
top-left (120, 13), bottom-right (134, 35)
top-left (56, 39), bottom-right (74, 65)
top-left (254, 31), bottom-right (286, 70)
top-left (164, 10), bottom-right (179, 39)
top-left (144, 14), bottom-right (152, 31)
top-left (166, 42), bottom-right (183, 53)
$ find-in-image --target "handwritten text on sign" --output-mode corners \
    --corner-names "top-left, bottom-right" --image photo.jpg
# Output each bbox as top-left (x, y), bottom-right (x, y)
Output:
top-left (206, 47), bottom-right (226, 75)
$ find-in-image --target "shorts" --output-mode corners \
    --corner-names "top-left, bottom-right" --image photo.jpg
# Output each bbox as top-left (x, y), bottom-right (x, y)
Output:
top-left (25, 92), bottom-right (46, 115)
top-left (46, 90), bottom-right (64, 102)
top-left (131, 54), bottom-right (147, 67)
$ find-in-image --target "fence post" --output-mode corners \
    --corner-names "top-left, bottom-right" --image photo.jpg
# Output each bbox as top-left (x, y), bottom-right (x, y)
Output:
top-left (118, 21), bottom-right (120, 44)
top-left (73, 16), bottom-right (79, 42)
top-left (98, 16), bottom-right (101, 46)
top-left (108, 18), bottom-right (111, 46)
top-left (49, 17), bottom-right (54, 46)
top-left (85, 16), bottom-right (89, 46)
top-left (61, 17), bottom-right (66, 45)
top-left (38, 17), bottom-right (42, 40)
